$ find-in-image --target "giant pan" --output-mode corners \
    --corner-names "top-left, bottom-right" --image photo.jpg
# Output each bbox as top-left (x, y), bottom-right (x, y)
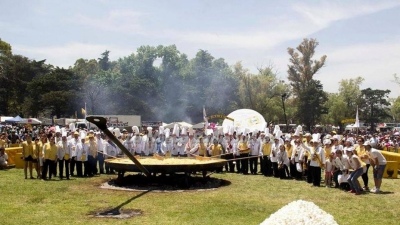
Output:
top-left (104, 157), bottom-right (227, 174)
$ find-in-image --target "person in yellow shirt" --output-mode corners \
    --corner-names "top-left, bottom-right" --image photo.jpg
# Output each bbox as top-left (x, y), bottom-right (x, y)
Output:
top-left (355, 137), bottom-right (370, 191)
top-left (0, 132), bottom-right (7, 148)
top-left (285, 138), bottom-right (294, 178)
top-left (208, 139), bottom-right (223, 157)
top-left (197, 137), bottom-right (207, 157)
top-left (238, 134), bottom-right (250, 175)
top-left (22, 135), bottom-right (35, 179)
top-left (36, 134), bottom-right (47, 179)
top-left (208, 139), bottom-right (223, 173)
top-left (41, 136), bottom-right (57, 180)
top-left (260, 133), bottom-right (272, 176)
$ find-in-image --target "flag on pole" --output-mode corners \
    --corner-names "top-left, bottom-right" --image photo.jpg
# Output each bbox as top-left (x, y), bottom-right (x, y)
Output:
top-left (354, 106), bottom-right (360, 128)
top-left (203, 106), bottom-right (208, 130)
top-left (81, 102), bottom-right (87, 118)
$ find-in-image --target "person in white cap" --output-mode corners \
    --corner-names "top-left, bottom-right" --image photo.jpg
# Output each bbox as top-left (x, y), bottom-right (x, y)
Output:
top-left (222, 132), bottom-right (235, 172)
top-left (132, 132), bottom-right (144, 155)
top-left (249, 134), bottom-right (260, 175)
top-left (260, 132), bottom-right (273, 176)
top-left (143, 127), bottom-right (156, 156)
top-left (104, 135), bottom-right (117, 174)
top-left (345, 147), bottom-right (365, 195)
top-left (96, 132), bottom-right (105, 174)
top-left (178, 127), bottom-right (188, 156)
top-left (68, 131), bottom-right (80, 177)
top-left (301, 133), bottom-right (325, 187)
top-left (364, 141), bottom-right (387, 193)
top-left (271, 131), bottom-right (282, 178)
top-left (237, 134), bottom-right (250, 175)
top-left (185, 131), bottom-right (197, 156)
top-left (87, 133), bottom-right (97, 176)
top-left (57, 132), bottom-right (70, 179)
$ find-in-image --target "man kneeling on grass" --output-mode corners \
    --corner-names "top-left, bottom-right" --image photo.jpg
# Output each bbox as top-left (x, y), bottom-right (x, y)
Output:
top-left (0, 147), bottom-right (8, 169)
top-left (363, 141), bottom-right (387, 194)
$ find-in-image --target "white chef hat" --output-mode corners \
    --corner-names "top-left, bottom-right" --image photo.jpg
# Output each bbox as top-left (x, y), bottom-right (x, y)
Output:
top-left (132, 126), bottom-right (139, 134)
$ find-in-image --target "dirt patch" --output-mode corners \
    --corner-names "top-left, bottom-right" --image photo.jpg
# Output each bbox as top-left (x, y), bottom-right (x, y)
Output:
top-left (100, 174), bottom-right (231, 192)
top-left (90, 208), bottom-right (142, 219)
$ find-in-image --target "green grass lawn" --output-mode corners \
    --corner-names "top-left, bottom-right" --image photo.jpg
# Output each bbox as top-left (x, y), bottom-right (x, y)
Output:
top-left (1, 168), bottom-right (399, 225)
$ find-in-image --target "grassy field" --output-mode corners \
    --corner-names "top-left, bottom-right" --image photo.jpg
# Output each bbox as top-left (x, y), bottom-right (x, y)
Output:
top-left (1, 168), bottom-right (399, 225)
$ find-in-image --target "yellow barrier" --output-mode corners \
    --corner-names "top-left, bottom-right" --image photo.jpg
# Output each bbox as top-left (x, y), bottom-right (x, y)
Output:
top-left (381, 151), bottom-right (400, 179)
top-left (14, 153), bottom-right (24, 169)
top-left (5, 147), bottom-right (23, 168)
top-left (383, 161), bottom-right (398, 178)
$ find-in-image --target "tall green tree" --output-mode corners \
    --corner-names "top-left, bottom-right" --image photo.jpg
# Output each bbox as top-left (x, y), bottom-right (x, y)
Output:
top-left (287, 38), bottom-right (328, 131)
top-left (27, 68), bottom-right (83, 118)
top-left (360, 88), bottom-right (391, 131)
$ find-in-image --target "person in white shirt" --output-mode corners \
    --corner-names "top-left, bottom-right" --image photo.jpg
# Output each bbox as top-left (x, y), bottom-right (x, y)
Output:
top-left (67, 131), bottom-right (79, 177)
top-left (104, 136), bottom-right (117, 174)
top-left (96, 132), bottom-right (105, 174)
top-left (249, 134), bottom-right (260, 175)
top-left (131, 133), bottom-right (144, 155)
top-left (333, 149), bottom-right (350, 189)
top-left (75, 135), bottom-right (89, 177)
top-left (185, 133), bottom-right (197, 157)
top-left (277, 144), bottom-right (290, 179)
top-left (291, 139), bottom-right (303, 180)
top-left (364, 141), bottom-right (387, 193)
top-left (57, 133), bottom-right (70, 179)
top-left (161, 136), bottom-right (174, 157)
top-left (345, 148), bottom-right (365, 195)
top-left (301, 134), bottom-right (325, 187)
top-left (222, 133), bottom-right (234, 172)
top-left (271, 137), bottom-right (281, 178)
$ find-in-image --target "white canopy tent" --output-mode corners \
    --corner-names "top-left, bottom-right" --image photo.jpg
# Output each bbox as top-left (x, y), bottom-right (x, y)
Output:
top-left (192, 122), bottom-right (205, 129)
top-left (164, 121), bottom-right (193, 129)
top-left (17, 118), bottom-right (42, 125)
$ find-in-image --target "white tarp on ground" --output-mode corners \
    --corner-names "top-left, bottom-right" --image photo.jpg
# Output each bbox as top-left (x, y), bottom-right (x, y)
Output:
top-left (260, 200), bottom-right (338, 225)
top-left (222, 109), bottom-right (266, 133)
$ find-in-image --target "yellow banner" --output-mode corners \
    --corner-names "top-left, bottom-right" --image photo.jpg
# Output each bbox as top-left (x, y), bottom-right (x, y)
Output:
top-left (207, 114), bottom-right (234, 121)
top-left (341, 118), bottom-right (356, 124)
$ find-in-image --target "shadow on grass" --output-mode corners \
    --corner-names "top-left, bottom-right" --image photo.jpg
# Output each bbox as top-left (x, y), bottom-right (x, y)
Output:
top-left (90, 190), bottom-right (150, 218)
top-left (371, 191), bottom-right (394, 195)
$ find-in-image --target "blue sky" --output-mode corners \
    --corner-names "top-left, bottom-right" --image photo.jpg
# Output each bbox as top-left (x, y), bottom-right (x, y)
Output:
top-left (1, 0), bottom-right (400, 97)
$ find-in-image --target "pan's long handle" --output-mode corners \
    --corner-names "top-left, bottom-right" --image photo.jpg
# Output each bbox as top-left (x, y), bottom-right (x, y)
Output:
top-left (86, 116), bottom-right (150, 177)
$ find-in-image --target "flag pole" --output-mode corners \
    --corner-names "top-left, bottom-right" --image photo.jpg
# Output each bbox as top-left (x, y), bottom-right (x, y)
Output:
top-left (84, 102), bottom-right (87, 119)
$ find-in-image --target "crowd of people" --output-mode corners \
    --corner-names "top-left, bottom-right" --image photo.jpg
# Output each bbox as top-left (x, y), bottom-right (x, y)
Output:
top-left (0, 124), bottom-right (389, 195)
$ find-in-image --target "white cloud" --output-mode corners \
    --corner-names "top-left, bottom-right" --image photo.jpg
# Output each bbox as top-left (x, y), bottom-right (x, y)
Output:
top-left (13, 42), bottom-right (135, 68)
top-left (318, 38), bottom-right (400, 97)
top-left (71, 9), bottom-right (147, 35)
top-left (160, 1), bottom-right (400, 51)
top-left (291, 0), bottom-right (400, 27)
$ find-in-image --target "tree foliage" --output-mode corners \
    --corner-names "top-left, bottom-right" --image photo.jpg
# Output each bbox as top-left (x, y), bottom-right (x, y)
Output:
top-left (3, 38), bottom-right (394, 131)
top-left (360, 88), bottom-right (391, 131)
top-left (287, 38), bottom-right (328, 130)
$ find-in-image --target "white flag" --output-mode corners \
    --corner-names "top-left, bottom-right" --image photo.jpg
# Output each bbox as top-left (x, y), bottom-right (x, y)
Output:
top-left (354, 106), bottom-right (360, 128)
top-left (203, 106), bottom-right (208, 129)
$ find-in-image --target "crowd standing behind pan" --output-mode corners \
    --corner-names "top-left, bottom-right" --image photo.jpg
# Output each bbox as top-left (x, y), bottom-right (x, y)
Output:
top-left (0, 124), bottom-right (388, 194)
